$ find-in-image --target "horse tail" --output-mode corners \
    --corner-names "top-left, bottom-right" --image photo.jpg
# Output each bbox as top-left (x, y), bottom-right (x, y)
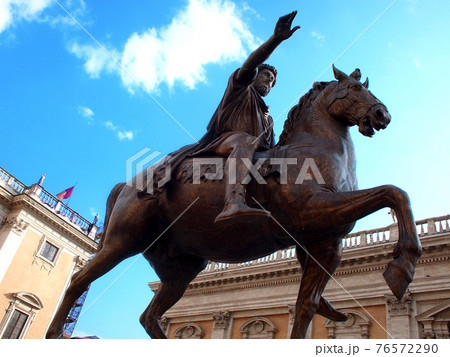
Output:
top-left (96, 182), bottom-right (126, 252)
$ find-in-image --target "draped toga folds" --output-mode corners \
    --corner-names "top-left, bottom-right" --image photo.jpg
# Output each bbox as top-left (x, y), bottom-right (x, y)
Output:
top-left (142, 68), bottom-right (275, 195)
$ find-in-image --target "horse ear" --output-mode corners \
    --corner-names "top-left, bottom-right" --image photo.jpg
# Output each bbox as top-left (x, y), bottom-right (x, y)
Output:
top-left (332, 64), bottom-right (349, 81)
top-left (362, 77), bottom-right (369, 88)
top-left (350, 68), bottom-right (361, 81)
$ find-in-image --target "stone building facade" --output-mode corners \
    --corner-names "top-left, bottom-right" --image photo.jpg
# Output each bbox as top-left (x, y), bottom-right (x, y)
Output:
top-left (0, 167), bottom-right (98, 339)
top-left (149, 215), bottom-right (450, 339)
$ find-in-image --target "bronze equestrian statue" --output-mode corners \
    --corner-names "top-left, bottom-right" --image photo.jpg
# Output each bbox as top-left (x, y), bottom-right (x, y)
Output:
top-left (46, 12), bottom-right (421, 339)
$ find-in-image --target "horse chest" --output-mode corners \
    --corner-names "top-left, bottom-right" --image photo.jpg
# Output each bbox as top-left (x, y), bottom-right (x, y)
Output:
top-left (327, 140), bottom-right (357, 192)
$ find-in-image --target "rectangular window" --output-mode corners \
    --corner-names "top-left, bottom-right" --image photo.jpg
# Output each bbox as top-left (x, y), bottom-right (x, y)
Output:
top-left (2, 310), bottom-right (29, 339)
top-left (40, 241), bottom-right (58, 262)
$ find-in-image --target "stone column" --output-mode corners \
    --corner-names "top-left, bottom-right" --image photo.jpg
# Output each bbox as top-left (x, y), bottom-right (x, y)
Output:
top-left (385, 293), bottom-right (412, 338)
top-left (287, 305), bottom-right (295, 338)
top-left (211, 311), bottom-right (231, 339)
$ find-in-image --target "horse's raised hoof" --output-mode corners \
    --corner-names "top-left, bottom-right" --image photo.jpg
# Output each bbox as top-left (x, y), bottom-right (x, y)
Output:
top-left (317, 297), bottom-right (348, 322)
top-left (383, 259), bottom-right (413, 300)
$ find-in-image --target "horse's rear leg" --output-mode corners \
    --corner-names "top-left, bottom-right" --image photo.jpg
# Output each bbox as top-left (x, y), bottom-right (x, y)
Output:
top-left (296, 247), bottom-right (347, 322)
top-left (140, 255), bottom-right (207, 338)
top-left (46, 242), bottom-right (134, 338)
top-left (291, 240), bottom-right (342, 338)
top-left (305, 185), bottom-right (421, 300)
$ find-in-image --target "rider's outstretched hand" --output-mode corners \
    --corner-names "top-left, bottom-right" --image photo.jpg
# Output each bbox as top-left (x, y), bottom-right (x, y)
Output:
top-left (274, 11), bottom-right (300, 41)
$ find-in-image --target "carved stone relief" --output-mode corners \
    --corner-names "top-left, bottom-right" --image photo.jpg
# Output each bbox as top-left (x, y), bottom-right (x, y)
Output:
top-left (212, 310), bottom-right (231, 330)
top-left (416, 299), bottom-right (450, 339)
top-left (239, 317), bottom-right (277, 339)
top-left (386, 292), bottom-right (412, 316)
top-left (3, 216), bottom-right (29, 235)
top-left (324, 309), bottom-right (371, 339)
top-left (160, 316), bottom-right (170, 334)
top-left (173, 322), bottom-right (204, 339)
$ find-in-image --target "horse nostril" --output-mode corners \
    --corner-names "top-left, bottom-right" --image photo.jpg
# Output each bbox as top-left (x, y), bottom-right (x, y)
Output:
top-left (376, 109), bottom-right (384, 119)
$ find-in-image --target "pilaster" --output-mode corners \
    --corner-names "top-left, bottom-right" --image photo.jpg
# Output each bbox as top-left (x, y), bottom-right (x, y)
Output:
top-left (385, 292), bottom-right (412, 338)
top-left (211, 311), bottom-right (231, 339)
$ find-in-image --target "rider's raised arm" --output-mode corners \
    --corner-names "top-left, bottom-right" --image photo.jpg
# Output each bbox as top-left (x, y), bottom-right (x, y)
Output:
top-left (236, 11), bottom-right (300, 84)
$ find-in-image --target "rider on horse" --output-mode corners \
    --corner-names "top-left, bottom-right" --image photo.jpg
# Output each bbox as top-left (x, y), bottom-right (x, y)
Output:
top-left (202, 11), bottom-right (299, 223)
top-left (155, 11), bottom-right (300, 224)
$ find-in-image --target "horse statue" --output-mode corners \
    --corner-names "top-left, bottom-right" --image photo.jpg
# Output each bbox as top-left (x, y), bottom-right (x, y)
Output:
top-left (46, 65), bottom-right (421, 339)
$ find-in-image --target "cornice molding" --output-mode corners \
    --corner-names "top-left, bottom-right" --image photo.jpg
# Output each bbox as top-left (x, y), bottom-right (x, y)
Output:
top-left (9, 193), bottom-right (97, 253)
top-left (169, 236), bottom-right (450, 297)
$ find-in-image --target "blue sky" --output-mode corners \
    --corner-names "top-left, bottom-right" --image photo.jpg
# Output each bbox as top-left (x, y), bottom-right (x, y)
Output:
top-left (0, 0), bottom-right (449, 339)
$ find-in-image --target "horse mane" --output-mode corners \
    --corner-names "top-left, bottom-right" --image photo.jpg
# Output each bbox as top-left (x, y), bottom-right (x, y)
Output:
top-left (278, 81), bottom-right (333, 146)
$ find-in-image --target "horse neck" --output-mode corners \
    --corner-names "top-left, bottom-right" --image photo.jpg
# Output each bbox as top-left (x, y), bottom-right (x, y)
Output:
top-left (288, 100), bottom-right (352, 147)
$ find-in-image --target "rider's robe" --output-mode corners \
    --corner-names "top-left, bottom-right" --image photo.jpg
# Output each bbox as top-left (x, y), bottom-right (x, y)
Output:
top-left (142, 68), bottom-right (275, 196)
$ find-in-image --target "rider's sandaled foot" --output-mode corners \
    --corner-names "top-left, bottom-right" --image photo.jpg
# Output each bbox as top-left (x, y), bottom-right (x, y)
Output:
top-left (214, 203), bottom-right (271, 224)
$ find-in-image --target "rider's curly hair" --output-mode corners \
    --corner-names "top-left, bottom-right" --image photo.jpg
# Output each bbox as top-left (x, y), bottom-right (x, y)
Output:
top-left (258, 64), bottom-right (277, 87)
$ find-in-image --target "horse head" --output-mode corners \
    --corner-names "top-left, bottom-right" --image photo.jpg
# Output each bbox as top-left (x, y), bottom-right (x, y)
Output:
top-left (322, 65), bottom-right (391, 137)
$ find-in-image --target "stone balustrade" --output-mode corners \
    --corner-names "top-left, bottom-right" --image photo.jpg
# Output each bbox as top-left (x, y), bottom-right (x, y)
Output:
top-left (201, 214), bottom-right (450, 274)
top-left (0, 166), bottom-right (96, 240)
top-left (0, 168), bottom-right (26, 194)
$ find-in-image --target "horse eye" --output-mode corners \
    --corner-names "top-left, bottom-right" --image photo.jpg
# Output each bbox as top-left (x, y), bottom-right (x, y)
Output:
top-left (353, 84), bottom-right (362, 91)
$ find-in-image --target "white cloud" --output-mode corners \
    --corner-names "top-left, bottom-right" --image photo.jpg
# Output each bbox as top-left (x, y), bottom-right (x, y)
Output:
top-left (103, 121), bottom-right (117, 131)
top-left (242, 2), bottom-right (263, 20)
top-left (122, 0), bottom-right (258, 92)
top-left (72, 0), bottom-right (259, 93)
top-left (45, 0), bottom-right (88, 28)
top-left (0, 0), bottom-right (52, 34)
top-left (78, 105), bottom-right (94, 123)
top-left (0, 0), bottom-right (87, 35)
top-left (69, 42), bottom-right (118, 78)
top-left (117, 130), bottom-right (134, 141)
top-left (103, 121), bottom-right (134, 141)
top-left (312, 30), bottom-right (325, 47)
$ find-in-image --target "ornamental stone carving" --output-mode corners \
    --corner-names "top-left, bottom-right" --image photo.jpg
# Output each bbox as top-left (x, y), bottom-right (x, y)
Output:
top-left (385, 292), bottom-right (412, 316)
top-left (239, 317), bottom-right (277, 339)
top-left (173, 323), bottom-right (204, 339)
top-left (160, 316), bottom-right (169, 333)
top-left (3, 216), bottom-right (29, 235)
top-left (416, 299), bottom-right (450, 339)
top-left (212, 311), bottom-right (231, 330)
top-left (288, 304), bottom-right (296, 323)
top-left (75, 256), bottom-right (88, 272)
top-left (324, 309), bottom-right (371, 339)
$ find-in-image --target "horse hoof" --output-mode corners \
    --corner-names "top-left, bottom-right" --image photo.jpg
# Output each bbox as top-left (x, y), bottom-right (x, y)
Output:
top-left (317, 297), bottom-right (348, 322)
top-left (383, 260), bottom-right (413, 300)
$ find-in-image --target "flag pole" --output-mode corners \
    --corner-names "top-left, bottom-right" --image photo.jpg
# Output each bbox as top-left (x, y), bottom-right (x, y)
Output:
top-left (66, 182), bottom-right (77, 207)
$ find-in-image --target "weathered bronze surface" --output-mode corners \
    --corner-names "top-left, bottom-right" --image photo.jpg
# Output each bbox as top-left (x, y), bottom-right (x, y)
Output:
top-left (46, 12), bottom-right (421, 339)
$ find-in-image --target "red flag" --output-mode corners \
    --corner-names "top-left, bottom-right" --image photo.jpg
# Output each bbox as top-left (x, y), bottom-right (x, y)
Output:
top-left (57, 186), bottom-right (74, 200)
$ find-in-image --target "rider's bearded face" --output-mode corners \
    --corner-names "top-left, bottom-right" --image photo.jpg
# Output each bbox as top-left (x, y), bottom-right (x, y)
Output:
top-left (254, 69), bottom-right (276, 97)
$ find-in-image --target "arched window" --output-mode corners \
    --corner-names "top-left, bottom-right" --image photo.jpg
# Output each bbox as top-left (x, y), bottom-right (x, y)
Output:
top-left (239, 317), bottom-right (277, 339)
top-left (324, 309), bottom-right (371, 339)
top-left (173, 323), bottom-right (204, 339)
top-left (0, 292), bottom-right (43, 339)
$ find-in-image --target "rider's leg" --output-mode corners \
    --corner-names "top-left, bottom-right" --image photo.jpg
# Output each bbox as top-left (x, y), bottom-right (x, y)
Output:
top-left (214, 132), bottom-right (270, 223)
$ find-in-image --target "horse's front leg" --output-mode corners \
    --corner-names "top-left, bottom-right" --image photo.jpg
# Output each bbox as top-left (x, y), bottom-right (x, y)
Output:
top-left (303, 185), bottom-right (422, 300)
top-left (291, 240), bottom-right (343, 338)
